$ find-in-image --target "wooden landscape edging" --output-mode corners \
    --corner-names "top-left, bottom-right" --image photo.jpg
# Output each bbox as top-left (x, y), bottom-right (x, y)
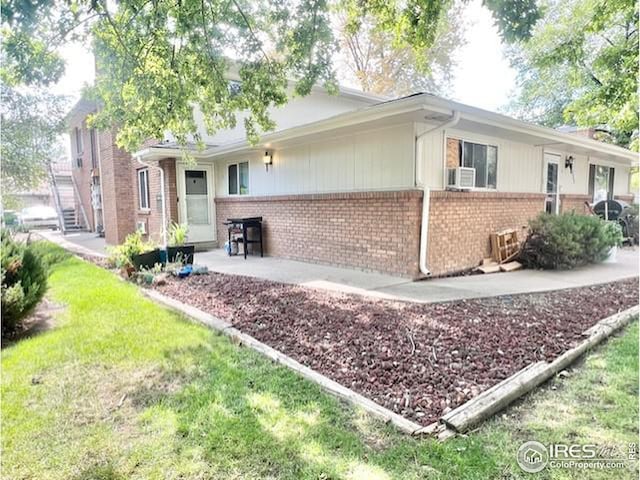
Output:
top-left (440, 305), bottom-right (639, 434)
top-left (143, 287), bottom-right (638, 439)
top-left (42, 230), bottom-right (637, 439)
top-left (142, 289), bottom-right (425, 435)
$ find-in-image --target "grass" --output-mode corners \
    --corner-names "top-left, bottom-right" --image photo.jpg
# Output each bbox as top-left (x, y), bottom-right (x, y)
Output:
top-left (1, 248), bottom-right (638, 479)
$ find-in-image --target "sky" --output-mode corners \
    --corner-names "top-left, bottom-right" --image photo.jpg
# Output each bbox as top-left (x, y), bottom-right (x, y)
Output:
top-left (450, 0), bottom-right (517, 111)
top-left (54, 0), bottom-right (516, 113)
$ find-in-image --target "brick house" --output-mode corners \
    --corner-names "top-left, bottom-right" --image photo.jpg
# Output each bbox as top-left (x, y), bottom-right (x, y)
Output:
top-left (68, 91), bottom-right (637, 278)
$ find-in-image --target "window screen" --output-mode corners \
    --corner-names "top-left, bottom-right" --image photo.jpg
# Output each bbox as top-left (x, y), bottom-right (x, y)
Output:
top-left (228, 164), bottom-right (238, 195)
top-left (239, 162), bottom-right (249, 194)
top-left (228, 162), bottom-right (249, 195)
top-left (138, 169), bottom-right (150, 210)
top-left (459, 140), bottom-right (497, 188)
top-left (90, 128), bottom-right (98, 168)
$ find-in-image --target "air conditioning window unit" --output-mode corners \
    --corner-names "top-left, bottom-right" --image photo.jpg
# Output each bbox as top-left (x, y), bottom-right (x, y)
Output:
top-left (136, 220), bottom-right (147, 234)
top-left (447, 167), bottom-right (476, 190)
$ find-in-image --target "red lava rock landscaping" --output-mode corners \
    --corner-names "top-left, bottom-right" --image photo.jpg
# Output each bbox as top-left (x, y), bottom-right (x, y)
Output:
top-left (154, 274), bottom-right (639, 426)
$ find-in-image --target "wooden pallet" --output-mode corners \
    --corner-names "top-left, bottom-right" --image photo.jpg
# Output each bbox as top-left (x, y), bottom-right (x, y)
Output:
top-left (490, 229), bottom-right (520, 264)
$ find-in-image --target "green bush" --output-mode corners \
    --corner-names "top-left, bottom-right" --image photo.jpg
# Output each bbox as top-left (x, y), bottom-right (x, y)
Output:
top-left (28, 241), bottom-right (71, 269)
top-left (1, 230), bottom-right (48, 334)
top-left (107, 231), bottom-right (155, 269)
top-left (520, 213), bottom-right (623, 270)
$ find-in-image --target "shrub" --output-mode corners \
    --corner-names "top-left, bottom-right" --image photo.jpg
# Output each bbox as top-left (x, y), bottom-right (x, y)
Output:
top-left (520, 213), bottom-right (623, 270)
top-left (28, 241), bottom-right (71, 269)
top-left (1, 230), bottom-right (48, 334)
top-left (107, 231), bottom-right (155, 269)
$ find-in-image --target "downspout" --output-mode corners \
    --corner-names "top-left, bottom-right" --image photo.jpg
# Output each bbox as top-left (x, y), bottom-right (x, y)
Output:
top-left (135, 155), bottom-right (168, 249)
top-left (416, 110), bottom-right (460, 277)
top-left (95, 130), bottom-right (106, 233)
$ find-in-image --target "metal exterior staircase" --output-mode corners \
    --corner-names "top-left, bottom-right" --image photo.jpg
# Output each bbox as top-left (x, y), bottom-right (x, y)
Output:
top-left (47, 163), bottom-right (88, 234)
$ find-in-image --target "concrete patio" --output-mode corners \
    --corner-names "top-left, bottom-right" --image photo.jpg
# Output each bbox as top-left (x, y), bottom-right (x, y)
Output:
top-left (40, 230), bottom-right (639, 303)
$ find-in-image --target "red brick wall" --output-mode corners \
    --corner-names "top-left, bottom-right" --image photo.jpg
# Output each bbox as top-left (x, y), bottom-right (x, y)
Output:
top-left (98, 129), bottom-right (137, 245)
top-left (427, 191), bottom-right (546, 276)
top-left (132, 158), bottom-right (178, 245)
top-left (616, 194), bottom-right (634, 204)
top-left (560, 194), bottom-right (590, 214)
top-left (70, 119), bottom-right (96, 230)
top-left (215, 190), bottom-right (423, 277)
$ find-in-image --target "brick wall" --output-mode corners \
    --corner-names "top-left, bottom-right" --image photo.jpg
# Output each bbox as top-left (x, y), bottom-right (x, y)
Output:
top-left (446, 138), bottom-right (459, 168)
top-left (215, 190), bottom-right (423, 277)
top-left (427, 191), bottom-right (546, 276)
top-left (70, 119), bottom-right (96, 230)
top-left (560, 194), bottom-right (590, 214)
top-left (132, 158), bottom-right (178, 244)
top-left (99, 129), bottom-right (137, 245)
top-left (616, 194), bottom-right (634, 203)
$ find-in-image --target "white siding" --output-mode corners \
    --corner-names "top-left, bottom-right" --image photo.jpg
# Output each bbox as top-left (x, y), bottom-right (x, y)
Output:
top-left (416, 123), bottom-right (543, 193)
top-left (613, 166), bottom-right (631, 195)
top-left (187, 90), bottom-right (374, 146)
top-left (545, 151), bottom-right (632, 197)
top-left (416, 123), bottom-right (635, 197)
top-left (558, 153), bottom-right (589, 195)
top-left (215, 123), bottom-right (415, 196)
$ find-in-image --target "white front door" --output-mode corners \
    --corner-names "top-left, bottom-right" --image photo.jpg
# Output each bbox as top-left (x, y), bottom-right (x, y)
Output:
top-left (177, 163), bottom-right (216, 243)
top-left (544, 153), bottom-right (560, 214)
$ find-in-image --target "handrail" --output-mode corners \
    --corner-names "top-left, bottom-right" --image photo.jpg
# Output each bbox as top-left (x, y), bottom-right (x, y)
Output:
top-left (47, 162), bottom-right (66, 233)
top-left (70, 174), bottom-right (90, 231)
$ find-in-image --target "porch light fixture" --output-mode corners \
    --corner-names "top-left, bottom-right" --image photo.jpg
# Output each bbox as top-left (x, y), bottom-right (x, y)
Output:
top-left (565, 155), bottom-right (574, 173)
top-left (263, 150), bottom-right (273, 171)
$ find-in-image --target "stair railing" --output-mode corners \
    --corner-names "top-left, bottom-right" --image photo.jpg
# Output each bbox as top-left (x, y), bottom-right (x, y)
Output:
top-left (70, 175), bottom-right (90, 231)
top-left (47, 162), bottom-right (66, 233)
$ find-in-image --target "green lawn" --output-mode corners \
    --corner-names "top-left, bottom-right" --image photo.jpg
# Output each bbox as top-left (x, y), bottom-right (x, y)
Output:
top-left (2, 250), bottom-right (638, 479)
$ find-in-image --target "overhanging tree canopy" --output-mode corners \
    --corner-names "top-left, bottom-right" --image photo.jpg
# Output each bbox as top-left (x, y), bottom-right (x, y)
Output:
top-left (2, 0), bottom-right (542, 154)
top-left (507, 0), bottom-right (639, 150)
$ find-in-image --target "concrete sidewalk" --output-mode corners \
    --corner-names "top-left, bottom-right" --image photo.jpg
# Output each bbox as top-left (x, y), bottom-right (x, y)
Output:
top-left (195, 247), bottom-right (639, 303)
top-left (41, 230), bottom-right (639, 303)
top-left (37, 230), bottom-right (108, 257)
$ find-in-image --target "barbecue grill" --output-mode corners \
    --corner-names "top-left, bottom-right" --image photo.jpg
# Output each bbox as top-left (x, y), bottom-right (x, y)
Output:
top-left (223, 217), bottom-right (264, 259)
top-left (593, 199), bottom-right (638, 244)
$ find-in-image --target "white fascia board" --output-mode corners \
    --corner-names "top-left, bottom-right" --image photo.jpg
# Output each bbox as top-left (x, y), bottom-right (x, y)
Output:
top-left (422, 96), bottom-right (638, 163)
top-left (132, 147), bottom-right (212, 161)
top-left (205, 96), bottom-right (430, 158)
top-left (135, 93), bottom-right (638, 164)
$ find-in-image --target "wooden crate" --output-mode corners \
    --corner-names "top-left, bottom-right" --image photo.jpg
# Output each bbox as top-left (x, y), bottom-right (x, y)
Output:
top-left (490, 229), bottom-right (520, 264)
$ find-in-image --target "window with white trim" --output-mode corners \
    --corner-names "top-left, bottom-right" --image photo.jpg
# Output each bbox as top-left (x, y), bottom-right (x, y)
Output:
top-left (74, 127), bottom-right (84, 168)
top-left (228, 161), bottom-right (249, 195)
top-left (137, 168), bottom-right (150, 210)
top-left (458, 140), bottom-right (498, 189)
top-left (89, 128), bottom-right (98, 169)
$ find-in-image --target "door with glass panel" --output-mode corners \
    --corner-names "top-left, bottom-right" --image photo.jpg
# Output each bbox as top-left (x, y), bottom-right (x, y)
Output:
top-left (177, 163), bottom-right (216, 243)
top-left (544, 153), bottom-right (560, 214)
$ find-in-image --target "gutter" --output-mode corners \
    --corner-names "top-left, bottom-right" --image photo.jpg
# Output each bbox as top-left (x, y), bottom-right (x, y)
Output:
top-left (135, 155), bottom-right (168, 249)
top-left (415, 110), bottom-right (460, 277)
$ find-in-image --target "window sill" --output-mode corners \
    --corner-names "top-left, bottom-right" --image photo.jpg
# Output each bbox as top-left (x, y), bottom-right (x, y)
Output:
top-left (138, 209), bottom-right (151, 215)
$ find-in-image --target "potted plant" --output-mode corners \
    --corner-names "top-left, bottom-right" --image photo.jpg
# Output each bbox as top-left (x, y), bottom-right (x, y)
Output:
top-left (132, 246), bottom-right (162, 271)
top-left (108, 231), bottom-right (160, 274)
top-left (167, 222), bottom-right (194, 264)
